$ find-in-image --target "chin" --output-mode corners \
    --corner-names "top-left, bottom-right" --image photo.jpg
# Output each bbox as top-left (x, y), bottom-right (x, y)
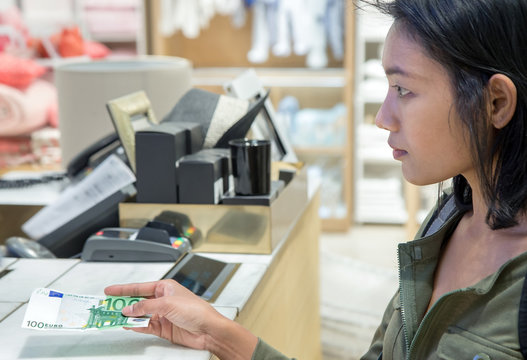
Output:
top-left (402, 168), bottom-right (441, 187)
top-left (404, 177), bottom-right (430, 186)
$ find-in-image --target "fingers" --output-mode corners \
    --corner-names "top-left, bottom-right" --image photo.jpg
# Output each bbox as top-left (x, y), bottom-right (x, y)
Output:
top-left (125, 319), bottom-right (176, 345)
top-left (106, 279), bottom-right (195, 300)
top-left (121, 296), bottom-right (173, 317)
top-left (105, 280), bottom-right (167, 297)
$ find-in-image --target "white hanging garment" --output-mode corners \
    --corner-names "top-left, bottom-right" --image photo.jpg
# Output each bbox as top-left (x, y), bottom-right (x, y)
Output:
top-left (159, 0), bottom-right (176, 36)
top-left (230, 2), bottom-right (247, 28)
top-left (247, 1), bottom-right (271, 63)
top-left (326, 0), bottom-right (344, 61)
top-left (171, 0), bottom-right (186, 36)
top-left (179, 0), bottom-right (201, 38)
top-left (272, 0), bottom-right (311, 57)
top-left (159, 0), bottom-right (217, 38)
top-left (306, 0), bottom-right (328, 68)
top-left (214, 0), bottom-right (242, 15)
top-left (198, 0), bottom-right (216, 30)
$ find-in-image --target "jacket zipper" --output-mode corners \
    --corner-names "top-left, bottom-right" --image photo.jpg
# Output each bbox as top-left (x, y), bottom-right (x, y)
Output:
top-left (398, 241), bottom-right (462, 359)
top-left (405, 288), bottom-right (464, 360)
top-left (397, 247), bottom-right (411, 357)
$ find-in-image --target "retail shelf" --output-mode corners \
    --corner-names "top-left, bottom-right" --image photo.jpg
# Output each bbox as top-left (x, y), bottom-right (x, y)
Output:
top-left (192, 68), bottom-right (347, 88)
top-left (294, 145), bottom-right (346, 156)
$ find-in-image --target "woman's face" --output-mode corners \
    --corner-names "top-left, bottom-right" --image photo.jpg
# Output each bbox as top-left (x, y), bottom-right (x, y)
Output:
top-left (376, 23), bottom-right (474, 186)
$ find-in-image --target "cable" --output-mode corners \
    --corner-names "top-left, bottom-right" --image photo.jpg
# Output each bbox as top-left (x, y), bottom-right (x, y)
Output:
top-left (0, 173), bottom-right (66, 189)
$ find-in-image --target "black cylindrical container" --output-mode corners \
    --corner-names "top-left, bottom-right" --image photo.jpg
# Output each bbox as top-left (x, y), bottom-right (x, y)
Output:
top-left (229, 139), bottom-right (271, 195)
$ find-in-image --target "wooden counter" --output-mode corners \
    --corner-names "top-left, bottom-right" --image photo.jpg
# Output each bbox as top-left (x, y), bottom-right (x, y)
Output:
top-left (232, 192), bottom-right (322, 359)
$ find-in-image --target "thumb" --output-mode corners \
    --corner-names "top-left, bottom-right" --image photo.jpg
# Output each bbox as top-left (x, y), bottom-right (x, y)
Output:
top-left (121, 297), bottom-right (173, 318)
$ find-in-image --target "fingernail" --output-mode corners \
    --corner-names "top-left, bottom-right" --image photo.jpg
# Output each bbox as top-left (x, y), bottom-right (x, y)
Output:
top-left (122, 305), bottom-right (132, 315)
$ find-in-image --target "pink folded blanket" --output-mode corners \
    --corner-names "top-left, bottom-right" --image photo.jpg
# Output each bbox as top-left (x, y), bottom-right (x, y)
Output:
top-left (0, 79), bottom-right (58, 137)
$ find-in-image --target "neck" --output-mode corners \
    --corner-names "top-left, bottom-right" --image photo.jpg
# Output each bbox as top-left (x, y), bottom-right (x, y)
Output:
top-left (461, 171), bottom-right (489, 224)
top-left (461, 172), bottom-right (527, 239)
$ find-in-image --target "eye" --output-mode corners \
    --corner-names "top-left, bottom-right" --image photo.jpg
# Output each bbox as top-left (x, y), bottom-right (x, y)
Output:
top-left (392, 85), bottom-right (410, 97)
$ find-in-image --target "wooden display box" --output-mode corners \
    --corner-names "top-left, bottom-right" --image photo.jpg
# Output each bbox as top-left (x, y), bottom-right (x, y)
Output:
top-left (119, 165), bottom-right (308, 254)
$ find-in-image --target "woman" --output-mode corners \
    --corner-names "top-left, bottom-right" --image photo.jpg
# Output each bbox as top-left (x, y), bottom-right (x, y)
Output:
top-left (105, 0), bottom-right (527, 358)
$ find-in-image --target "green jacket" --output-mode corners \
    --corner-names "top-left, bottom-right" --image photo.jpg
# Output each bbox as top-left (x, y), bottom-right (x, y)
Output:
top-left (251, 339), bottom-right (296, 360)
top-left (252, 196), bottom-right (527, 360)
top-left (362, 198), bottom-right (526, 360)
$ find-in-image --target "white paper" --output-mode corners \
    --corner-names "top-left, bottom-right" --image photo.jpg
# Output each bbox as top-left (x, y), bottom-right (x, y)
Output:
top-left (22, 155), bottom-right (136, 239)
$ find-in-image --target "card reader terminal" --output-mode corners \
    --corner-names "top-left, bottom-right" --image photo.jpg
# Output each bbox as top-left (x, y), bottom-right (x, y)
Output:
top-left (162, 253), bottom-right (239, 301)
top-left (81, 227), bottom-right (191, 262)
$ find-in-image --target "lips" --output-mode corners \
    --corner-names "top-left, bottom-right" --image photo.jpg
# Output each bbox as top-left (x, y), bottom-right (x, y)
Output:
top-left (392, 148), bottom-right (407, 160)
top-left (388, 139), bottom-right (407, 160)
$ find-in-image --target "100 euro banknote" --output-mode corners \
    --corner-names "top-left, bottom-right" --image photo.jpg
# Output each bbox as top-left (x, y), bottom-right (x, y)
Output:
top-left (22, 288), bottom-right (150, 331)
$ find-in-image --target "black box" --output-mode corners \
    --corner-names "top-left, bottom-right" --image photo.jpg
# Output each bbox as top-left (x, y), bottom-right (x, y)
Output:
top-left (221, 180), bottom-right (284, 206)
top-left (177, 151), bottom-right (224, 204)
top-left (135, 122), bottom-right (188, 203)
top-left (175, 121), bottom-right (203, 154)
top-left (199, 148), bottom-right (232, 194)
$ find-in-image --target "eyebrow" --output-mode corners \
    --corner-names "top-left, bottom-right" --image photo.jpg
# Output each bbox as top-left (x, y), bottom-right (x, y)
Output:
top-left (384, 65), bottom-right (414, 78)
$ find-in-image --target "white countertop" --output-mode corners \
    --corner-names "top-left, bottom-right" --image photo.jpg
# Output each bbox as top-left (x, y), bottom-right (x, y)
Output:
top-left (0, 250), bottom-right (275, 360)
top-left (0, 258), bottom-right (78, 302)
top-left (0, 257), bottom-right (17, 270)
top-left (47, 261), bottom-right (175, 295)
top-left (0, 302), bottom-right (21, 322)
top-left (0, 304), bottom-right (236, 360)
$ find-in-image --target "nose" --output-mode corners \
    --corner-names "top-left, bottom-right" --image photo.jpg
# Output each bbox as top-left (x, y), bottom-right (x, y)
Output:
top-left (375, 106), bottom-right (386, 130)
top-left (375, 96), bottom-right (397, 132)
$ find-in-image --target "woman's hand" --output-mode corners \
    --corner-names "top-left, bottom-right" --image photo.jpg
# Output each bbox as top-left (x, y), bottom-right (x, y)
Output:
top-left (105, 279), bottom-right (218, 349)
top-left (104, 279), bottom-right (258, 359)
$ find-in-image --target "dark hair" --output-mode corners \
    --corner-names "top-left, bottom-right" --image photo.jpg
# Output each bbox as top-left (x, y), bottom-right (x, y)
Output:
top-left (360, 0), bottom-right (527, 229)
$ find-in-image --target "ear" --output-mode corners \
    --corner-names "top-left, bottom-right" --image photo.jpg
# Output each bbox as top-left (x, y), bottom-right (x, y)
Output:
top-left (488, 74), bottom-right (517, 129)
